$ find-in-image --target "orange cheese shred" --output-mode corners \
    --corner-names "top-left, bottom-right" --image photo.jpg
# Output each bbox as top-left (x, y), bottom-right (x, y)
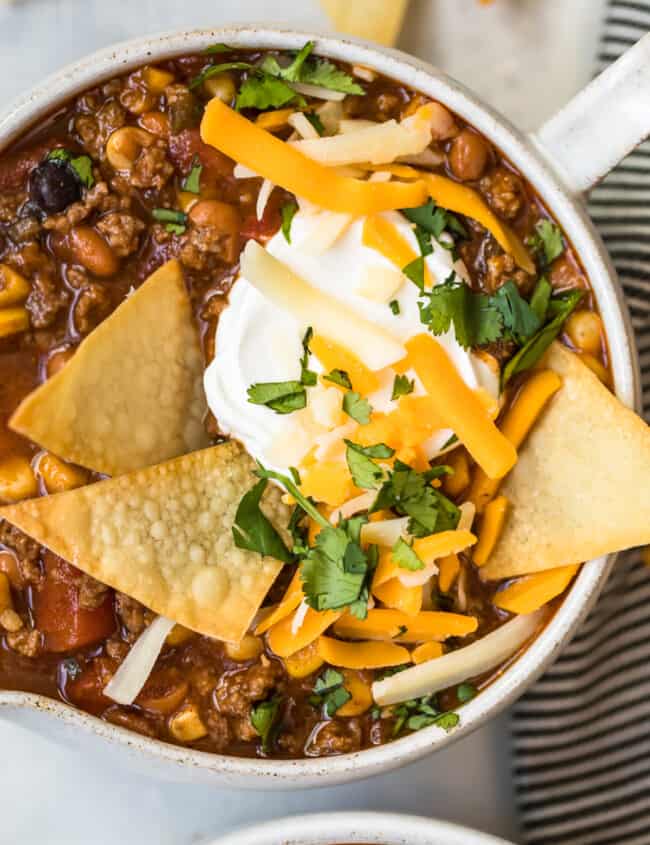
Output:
top-left (254, 569), bottom-right (303, 636)
top-left (267, 606), bottom-right (342, 658)
top-left (311, 334), bottom-right (379, 395)
top-left (405, 333), bottom-right (517, 480)
top-left (469, 369), bottom-right (562, 512)
top-left (411, 641), bottom-right (444, 664)
top-left (299, 461), bottom-right (358, 507)
top-left (318, 636), bottom-right (411, 669)
top-left (437, 553), bottom-right (461, 593)
top-left (333, 608), bottom-right (478, 642)
top-left (201, 99), bottom-right (428, 215)
top-left (372, 530), bottom-right (476, 588)
top-left (473, 496), bottom-right (509, 567)
top-left (494, 563), bottom-right (580, 615)
top-left (373, 576), bottom-right (423, 616)
top-left (362, 215), bottom-right (433, 288)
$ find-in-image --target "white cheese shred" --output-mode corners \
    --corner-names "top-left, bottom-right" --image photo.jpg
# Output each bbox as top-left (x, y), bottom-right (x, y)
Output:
top-left (291, 600), bottom-right (310, 635)
top-left (372, 609), bottom-right (546, 706)
top-left (256, 178), bottom-right (275, 221)
top-left (290, 81), bottom-right (346, 101)
top-left (103, 615), bottom-right (175, 706)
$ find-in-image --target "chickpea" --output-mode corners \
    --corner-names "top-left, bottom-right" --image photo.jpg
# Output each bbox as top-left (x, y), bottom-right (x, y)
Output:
top-left (0, 455), bottom-right (38, 503)
top-left (0, 550), bottom-right (21, 589)
top-left (67, 226), bottom-right (119, 277)
top-left (0, 264), bottom-right (30, 308)
top-left (225, 634), bottom-right (264, 662)
top-left (0, 572), bottom-right (12, 614)
top-left (169, 703), bottom-right (207, 742)
top-left (448, 128), bottom-right (490, 181)
top-left (139, 110), bottom-right (171, 138)
top-left (142, 66), bottom-right (175, 95)
top-left (428, 101), bottom-right (459, 140)
top-left (106, 126), bottom-right (154, 172)
top-left (189, 199), bottom-right (240, 231)
top-left (36, 452), bottom-right (89, 494)
top-left (46, 346), bottom-right (74, 379)
top-left (565, 309), bottom-right (603, 355)
top-left (202, 72), bottom-right (236, 103)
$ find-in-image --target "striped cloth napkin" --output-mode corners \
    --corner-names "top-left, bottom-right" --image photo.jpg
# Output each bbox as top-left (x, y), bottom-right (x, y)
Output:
top-left (512, 3), bottom-right (650, 844)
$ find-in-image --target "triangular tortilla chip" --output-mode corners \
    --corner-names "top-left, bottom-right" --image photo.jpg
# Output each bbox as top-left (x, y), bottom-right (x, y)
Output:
top-left (482, 343), bottom-right (650, 580)
top-left (0, 442), bottom-right (289, 642)
top-left (10, 260), bottom-right (208, 476)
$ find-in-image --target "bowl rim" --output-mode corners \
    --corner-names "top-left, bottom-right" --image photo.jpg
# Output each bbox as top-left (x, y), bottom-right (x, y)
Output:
top-left (0, 24), bottom-right (639, 787)
top-left (207, 810), bottom-right (516, 844)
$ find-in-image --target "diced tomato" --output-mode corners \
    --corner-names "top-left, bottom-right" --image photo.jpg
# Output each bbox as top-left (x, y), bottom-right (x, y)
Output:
top-left (64, 656), bottom-right (117, 715)
top-left (168, 128), bottom-right (233, 178)
top-left (33, 552), bottom-right (116, 653)
top-left (240, 197), bottom-right (283, 243)
top-left (0, 139), bottom-right (54, 191)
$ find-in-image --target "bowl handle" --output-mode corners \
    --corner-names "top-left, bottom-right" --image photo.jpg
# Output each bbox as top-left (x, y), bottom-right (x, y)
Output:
top-left (531, 32), bottom-right (650, 194)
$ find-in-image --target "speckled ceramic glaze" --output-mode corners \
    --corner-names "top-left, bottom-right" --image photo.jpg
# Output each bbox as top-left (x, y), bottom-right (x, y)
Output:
top-left (210, 811), bottom-right (516, 845)
top-left (0, 26), bottom-right (646, 788)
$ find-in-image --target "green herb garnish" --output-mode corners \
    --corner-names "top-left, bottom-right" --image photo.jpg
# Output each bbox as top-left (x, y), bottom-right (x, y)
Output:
top-left (236, 74), bottom-right (304, 110)
top-left (251, 696), bottom-right (282, 753)
top-left (392, 694), bottom-right (460, 736)
top-left (281, 201), bottom-right (298, 244)
top-left (389, 299), bottom-right (401, 315)
top-left (232, 478), bottom-right (294, 563)
top-left (310, 668), bottom-right (352, 716)
top-left (457, 682), bottom-right (477, 703)
top-left (300, 326), bottom-right (317, 386)
top-left (391, 374), bottom-right (414, 400)
top-left (392, 537), bottom-right (424, 571)
top-left (181, 155), bottom-right (202, 194)
top-left (344, 440), bottom-right (393, 489)
top-left (260, 41), bottom-right (364, 95)
top-left (528, 219), bottom-right (564, 268)
top-left (152, 207), bottom-right (188, 235)
top-left (323, 369), bottom-right (352, 390)
top-left (188, 61), bottom-right (253, 91)
top-left (342, 391), bottom-right (372, 425)
top-left (47, 148), bottom-right (95, 189)
top-left (203, 43), bottom-right (234, 55)
top-left (247, 380), bottom-right (306, 413)
top-left (305, 112), bottom-right (325, 136)
top-left (529, 275), bottom-right (552, 322)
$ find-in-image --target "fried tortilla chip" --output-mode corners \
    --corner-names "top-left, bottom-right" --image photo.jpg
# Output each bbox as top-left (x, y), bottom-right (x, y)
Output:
top-left (0, 442), bottom-right (289, 642)
top-left (10, 260), bottom-right (208, 476)
top-left (482, 343), bottom-right (650, 580)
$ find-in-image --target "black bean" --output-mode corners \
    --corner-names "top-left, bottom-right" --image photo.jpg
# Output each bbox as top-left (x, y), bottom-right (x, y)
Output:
top-left (29, 159), bottom-right (81, 214)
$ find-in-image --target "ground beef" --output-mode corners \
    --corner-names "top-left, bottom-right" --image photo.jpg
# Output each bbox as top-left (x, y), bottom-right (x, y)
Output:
top-left (74, 100), bottom-right (126, 160)
top-left (105, 637), bottom-right (130, 661)
top-left (179, 225), bottom-right (229, 272)
top-left (7, 215), bottom-right (42, 243)
top-left (308, 718), bottom-right (362, 756)
top-left (78, 574), bottom-right (111, 610)
top-left (214, 659), bottom-right (285, 718)
top-left (165, 84), bottom-right (201, 134)
top-left (0, 521), bottom-right (41, 585)
top-left (115, 592), bottom-right (152, 640)
top-left (6, 627), bottom-right (43, 658)
top-left (73, 283), bottom-right (112, 335)
top-left (0, 608), bottom-right (24, 633)
top-left (0, 191), bottom-right (27, 223)
top-left (484, 252), bottom-right (531, 294)
top-left (231, 715), bottom-right (258, 743)
top-left (204, 709), bottom-right (231, 750)
top-left (480, 167), bottom-right (524, 220)
top-left (96, 211), bottom-right (145, 257)
top-left (42, 182), bottom-right (129, 235)
top-left (65, 265), bottom-right (90, 289)
top-left (104, 706), bottom-right (158, 737)
top-left (130, 144), bottom-right (174, 191)
top-left (8, 242), bottom-right (69, 329)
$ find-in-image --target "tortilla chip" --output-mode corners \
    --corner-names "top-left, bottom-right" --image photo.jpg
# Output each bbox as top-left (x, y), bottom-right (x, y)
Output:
top-left (482, 343), bottom-right (650, 580)
top-left (10, 260), bottom-right (208, 476)
top-left (0, 442), bottom-right (289, 642)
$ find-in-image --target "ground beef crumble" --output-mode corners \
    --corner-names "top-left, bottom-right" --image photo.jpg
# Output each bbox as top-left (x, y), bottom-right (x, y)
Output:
top-left (95, 211), bottom-right (145, 257)
top-left (480, 167), bottom-right (525, 220)
top-left (73, 282), bottom-right (112, 335)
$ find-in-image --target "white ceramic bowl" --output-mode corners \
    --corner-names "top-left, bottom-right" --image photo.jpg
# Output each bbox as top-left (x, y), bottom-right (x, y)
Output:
top-left (1, 25), bottom-right (648, 788)
top-left (210, 811), bottom-right (515, 845)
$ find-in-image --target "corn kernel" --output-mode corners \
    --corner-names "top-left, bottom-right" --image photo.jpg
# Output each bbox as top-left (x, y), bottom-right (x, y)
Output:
top-left (0, 307), bottom-right (29, 339)
top-left (169, 703), bottom-right (207, 742)
top-left (36, 452), bottom-right (89, 494)
top-left (225, 634), bottom-right (264, 661)
top-left (166, 624), bottom-right (195, 647)
top-left (256, 108), bottom-right (294, 131)
top-left (0, 456), bottom-right (38, 503)
top-left (0, 265), bottom-right (30, 307)
top-left (143, 66), bottom-right (175, 94)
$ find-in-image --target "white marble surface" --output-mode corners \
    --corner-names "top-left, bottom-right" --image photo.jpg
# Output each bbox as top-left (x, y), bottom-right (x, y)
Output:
top-left (0, 1), bottom-right (606, 843)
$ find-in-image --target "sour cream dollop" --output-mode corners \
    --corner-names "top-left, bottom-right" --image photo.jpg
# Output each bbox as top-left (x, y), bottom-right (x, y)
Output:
top-left (204, 209), bottom-right (495, 473)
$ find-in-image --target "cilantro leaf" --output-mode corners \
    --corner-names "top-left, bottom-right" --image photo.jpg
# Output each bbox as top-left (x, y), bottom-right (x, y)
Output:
top-left (204, 43), bottom-right (235, 55)
top-left (260, 41), bottom-right (364, 95)
top-left (251, 696), bottom-right (282, 753)
top-left (402, 200), bottom-right (468, 241)
top-left (529, 275), bottom-right (552, 322)
top-left (418, 275), bottom-right (502, 348)
top-left (232, 479), bottom-right (294, 563)
top-left (311, 668), bottom-right (351, 717)
top-left (528, 219), bottom-right (564, 268)
top-left (392, 537), bottom-right (424, 571)
top-left (324, 369), bottom-right (352, 390)
top-left (389, 299), bottom-right (401, 315)
top-left (344, 440), bottom-right (389, 489)
top-left (281, 201), bottom-right (298, 244)
top-left (300, 326), bottom-right (317, 386)
top-left (47, 149), bottom-right (95, 189)
top-left (152, 207), bottom-right (188, 235)
top-left (501, 289), bottom-right (583, 386)
top-left (457, 682), bottom-right (477, 703)
top-left (189, 61), bottom-right (253, 91)
top-left (300, 526), bottom-right (368, 612)
top-left (236, 74), bottom-right (301, 110)
top-left (181, 155), bottom-right (202, 194)
top-left (403, 256), bottom-right (426, 291)
top-left (391, 374), bottom-right (414, 400)
top-left (342, 391), bottom-right (372, 425)
top-left (305, 112), bottom-right (325, 136)
top-left (255, 464), bottom-right (328, 528)
top-left (247, 380), bottom-right (306, 413)
top-left (492, 280), bottom-right (541, 345)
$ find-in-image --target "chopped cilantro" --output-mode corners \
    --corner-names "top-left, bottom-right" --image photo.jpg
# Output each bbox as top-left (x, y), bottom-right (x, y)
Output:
top-left (323, 369), bottom-right (352, 390)
top-left (342, 391), bottom-right (373, 425)
top-left (391, 374), bottom-right (414, 400)
top-left (528, 219), bottom-right (564, 268)
top-left (236, 73), bottom-right (302, 110)
top-left (261, 41), bottom-right (365, 95)
top-left (181, 155), bottom-right (202, 194)
top-left (188, 60), bottom-right (253, 91)
top-left (441, 433), bottom-right (459, 450)
top-left (232, 479), bottom-right (294, 563)
top-left (492, 280), bottom-right (542, 345)
top-left (344, 440), bottom-right (392, 489)
top-left (300, 327), bottom-right (317, 386)
top-left (372, 460), bottom-right (460, 538)
top-left (47, 148), bottom-right (95, 189)
top-left (247, 380), bottom-right (306, 413)
top-left (403, 256), bottom-right (426, 291)
top-left (529, 275), bottom-right (552, 322)
top-left (203, 43), bottom-right (234, 55)
top-left (389, 299), bottom-right (401, 315)
top-left (501, 289), bottom-right (583, 386)
top-left (311, 668), bottom-right (352, 716)
top-left (305, 112), bottom-right (325, 136)
top-left (251, 696), bottom-right (282, 753)
top-left (457, 682), bottom-right (477, 703)
top-left (281, 201), bottom-right (298, 244)
top-left (392, 694), bottom-right (460, 736)
top-left (402, 199), bottom-right (468, 242)
top-left (152, 207), bottom-right (188, 235)
top-left (392, 537), bottom-right (424, 571)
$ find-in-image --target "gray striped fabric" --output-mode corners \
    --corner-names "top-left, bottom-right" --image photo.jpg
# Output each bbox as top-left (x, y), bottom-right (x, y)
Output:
top-left (512, 3), bottom-right (650, 843)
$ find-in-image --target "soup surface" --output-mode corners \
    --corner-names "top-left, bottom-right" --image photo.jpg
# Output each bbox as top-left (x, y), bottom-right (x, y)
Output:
top-left (0, 44), bottom-right (607, 758)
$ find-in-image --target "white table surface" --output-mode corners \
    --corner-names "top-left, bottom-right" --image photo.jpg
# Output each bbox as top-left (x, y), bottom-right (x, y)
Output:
top-left (0, 1), bottom-right (605, 843)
